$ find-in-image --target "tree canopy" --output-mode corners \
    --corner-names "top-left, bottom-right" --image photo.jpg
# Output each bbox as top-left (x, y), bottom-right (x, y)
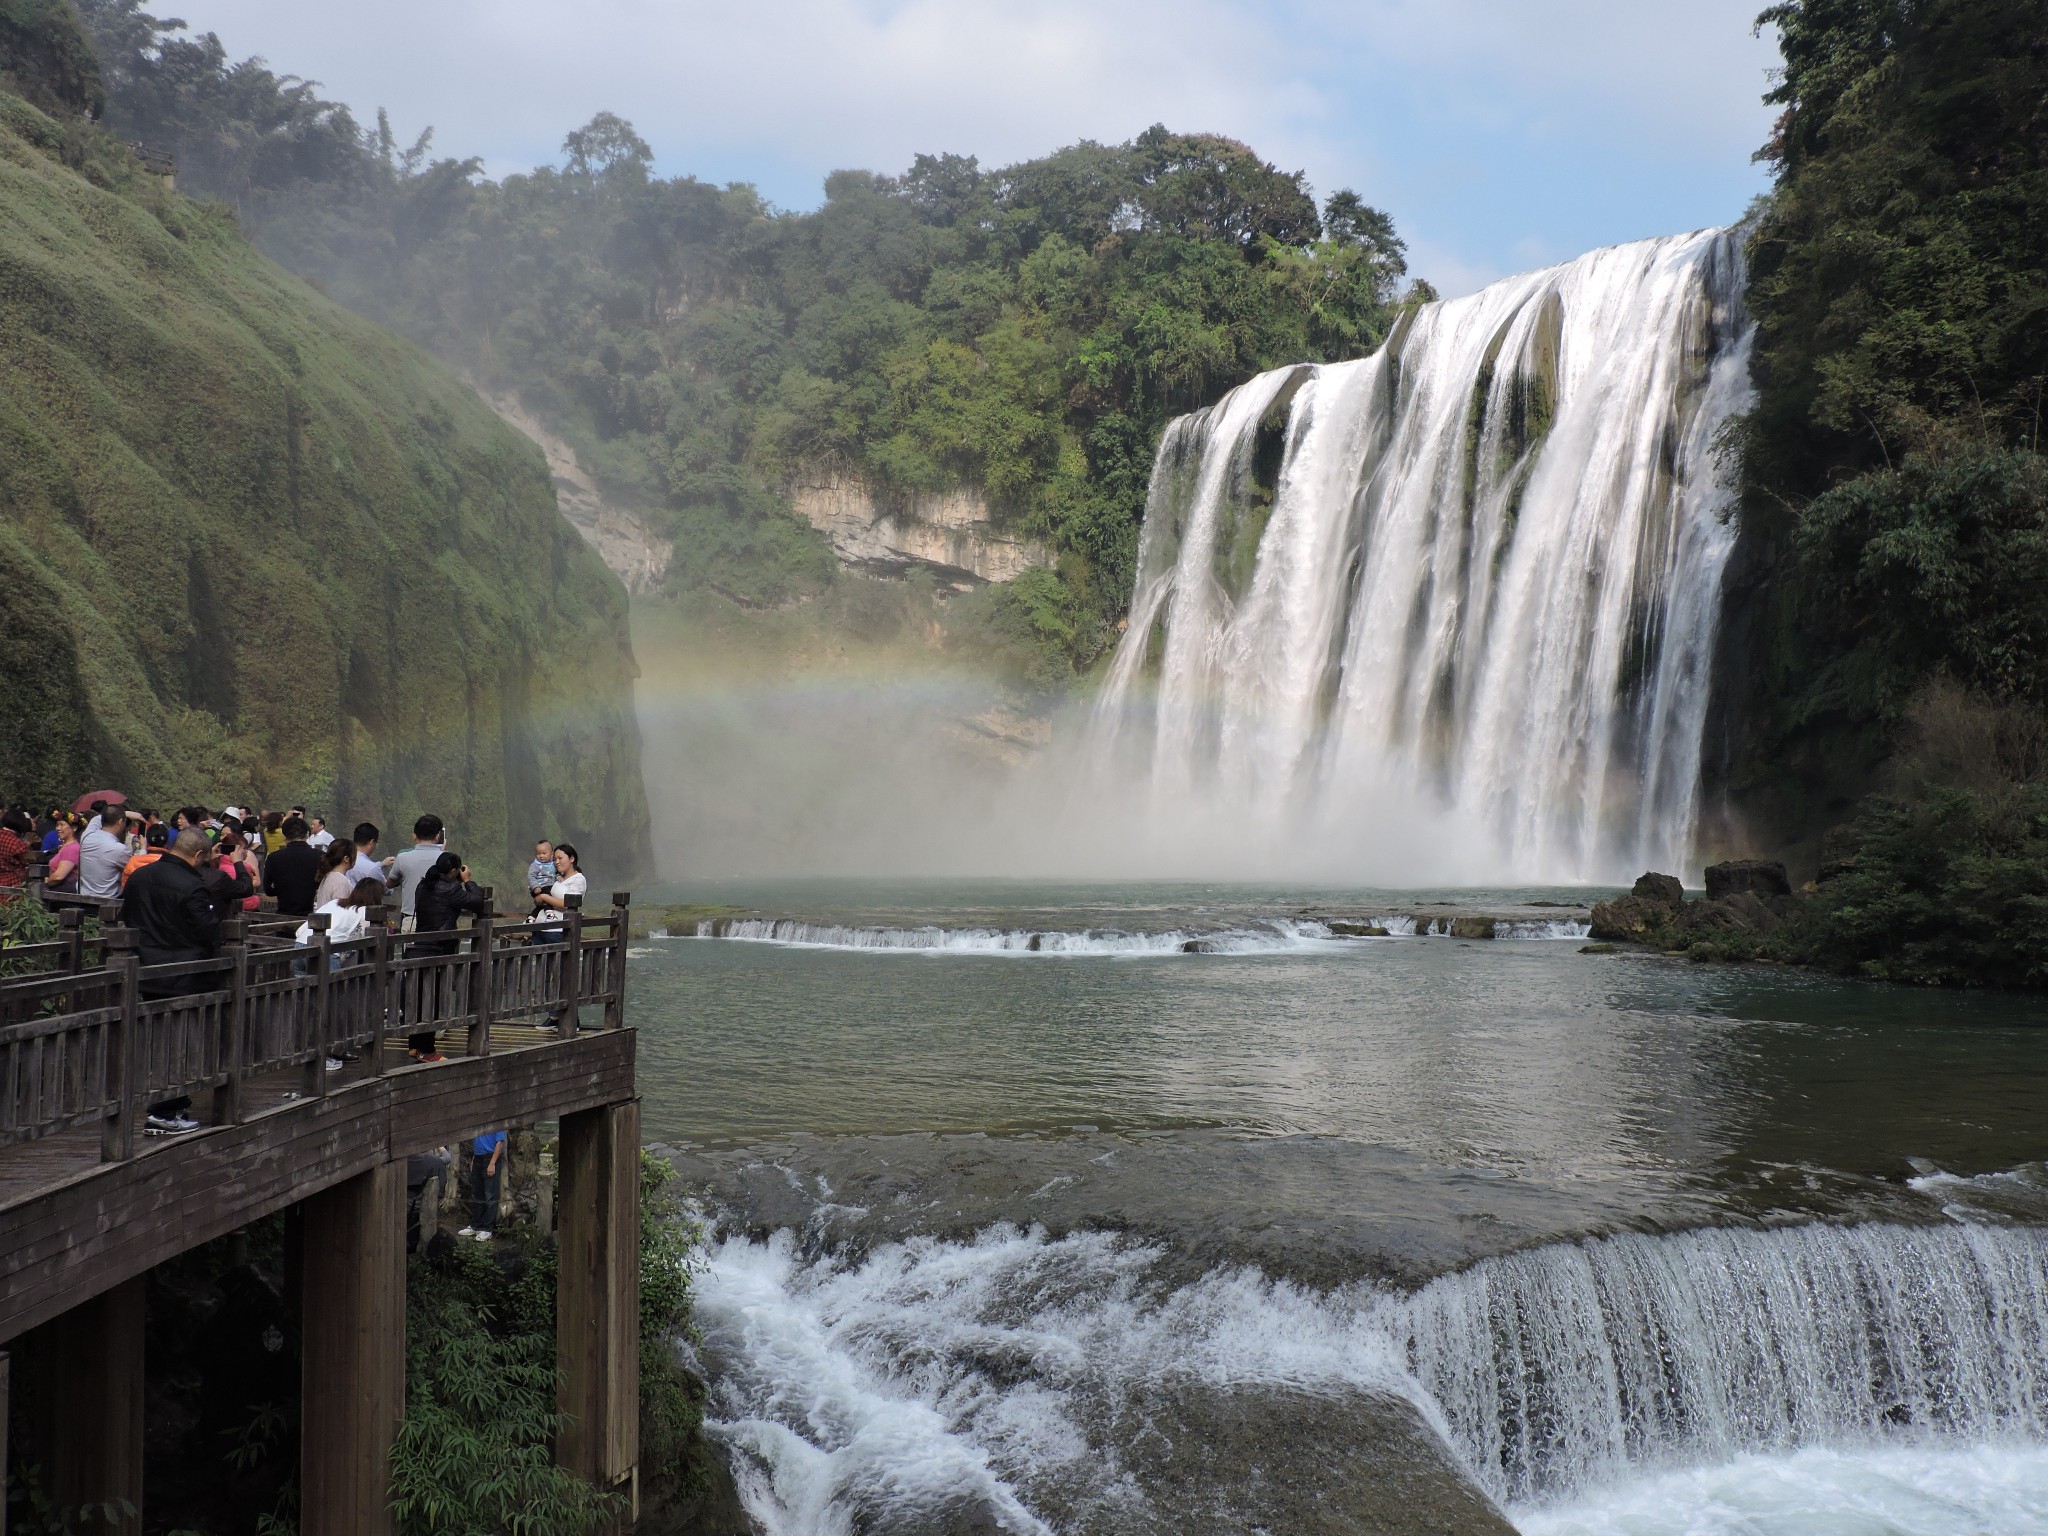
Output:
top-left (71, 0), bottom-right (1428, 676)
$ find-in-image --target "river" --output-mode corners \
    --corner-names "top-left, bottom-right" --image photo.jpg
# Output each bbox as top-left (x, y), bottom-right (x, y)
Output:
top-left (625, 880), bottom-right (2048, 1535)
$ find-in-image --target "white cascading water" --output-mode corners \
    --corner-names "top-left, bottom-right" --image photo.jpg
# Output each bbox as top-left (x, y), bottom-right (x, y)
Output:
top-left (1401, 1221), bottom-right (2048, 1505)
top-left (695, 1218), bottom-right (2048, 1532)
top-left (684, 915), bottom-right (1588, 951)
top-left (1090, 229), bottom-right (1754, 884)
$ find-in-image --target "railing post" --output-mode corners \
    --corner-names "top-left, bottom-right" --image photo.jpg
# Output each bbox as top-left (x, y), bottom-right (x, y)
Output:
top-left (25, 857), bottom-right (46, 905)
top-left (218, 914), bottom-right (248, 1124)
top-left (370, 904), bottom-right (390, 1075)
top-left (308, 912), bottom-right (333, 1099)
top-left (101, 927), bottom-right (138, 1162)
top-left (469, 890), bottom-right (495, 1059)
top-left (561, 894), bottom-right (583, 1039)
top-left (95, 902), bottom-right (120, 969)
top-left (58, 907), bottom-right (83, 976)
top-left (608, 892), bottom-right (630, 1030)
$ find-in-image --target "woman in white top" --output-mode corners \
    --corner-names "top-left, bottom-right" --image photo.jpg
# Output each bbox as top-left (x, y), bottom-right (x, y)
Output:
top-left (528, 843), bottom-right (588, 926)
top-left (312, 842), bottom-right (355, 909)
top-left (529, 844), bottom-right (588, 1031)
top-left (295, 878), bottom-right (387, 1068)
top-left (295, 876), bottom-right (388, 948)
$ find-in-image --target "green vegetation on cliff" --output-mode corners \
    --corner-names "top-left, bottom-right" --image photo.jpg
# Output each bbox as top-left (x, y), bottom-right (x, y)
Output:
top-left (0, 80), bottom-right (651, 878)
top-left (73, 2), bottom-right (1426, 684)
top-left (1721, 0), bottom-right (2048, 983)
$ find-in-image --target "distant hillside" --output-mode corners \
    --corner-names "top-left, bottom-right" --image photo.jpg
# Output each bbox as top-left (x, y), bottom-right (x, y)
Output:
top-left (66, 1), bottom-right (1427, 690)
top-left (0, 89), bottom-right (651, 880)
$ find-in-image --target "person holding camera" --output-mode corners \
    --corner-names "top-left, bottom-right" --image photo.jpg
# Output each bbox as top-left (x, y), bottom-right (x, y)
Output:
top-left (408, 849), bottom-right (490, 1061)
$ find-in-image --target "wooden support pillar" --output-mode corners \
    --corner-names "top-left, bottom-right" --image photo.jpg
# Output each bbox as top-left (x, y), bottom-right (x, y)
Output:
top-left (49, 1277), bottom-right (145, 1533)
top-left (557, 1098), bottom-right (640, 1520)
top-left (300, 1162), bottom-right (405, 1536)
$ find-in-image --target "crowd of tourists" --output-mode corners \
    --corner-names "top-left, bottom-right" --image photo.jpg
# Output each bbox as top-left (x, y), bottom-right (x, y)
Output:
top-left (0, 794), bottom-right (589, 1177)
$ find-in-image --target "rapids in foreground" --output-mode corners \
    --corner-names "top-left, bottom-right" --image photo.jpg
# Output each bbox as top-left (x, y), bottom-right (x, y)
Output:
top-left (630, 879), bottom-right (2048, 1535)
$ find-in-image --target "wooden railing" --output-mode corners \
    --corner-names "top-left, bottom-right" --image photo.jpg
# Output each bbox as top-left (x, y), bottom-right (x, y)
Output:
top-left (0, 890), bottom-right (631, 1162)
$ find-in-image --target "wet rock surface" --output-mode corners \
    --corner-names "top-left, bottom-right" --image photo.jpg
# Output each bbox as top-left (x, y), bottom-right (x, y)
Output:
top-left (657, 1127), bottom-right (1938, 1294)
top-left (1704, 859), bottom-right (1792, 901)
top-left (1591, 868), bottom-right (1804, 950)
top-left (1108, 1385), bottom-right (1515, 1536)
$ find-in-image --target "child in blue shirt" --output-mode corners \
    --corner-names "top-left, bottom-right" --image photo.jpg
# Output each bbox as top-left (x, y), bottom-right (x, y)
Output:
top-left (525, 839), bottom-right (555, 913)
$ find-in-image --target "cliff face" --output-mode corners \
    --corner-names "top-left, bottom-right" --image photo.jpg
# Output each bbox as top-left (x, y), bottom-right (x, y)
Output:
top-left (0, 95), bottom-right (651, 881)
top-left (789, 474), bottom-right (1049, 587)
top-left (476, 388), bottom-right (674, 596)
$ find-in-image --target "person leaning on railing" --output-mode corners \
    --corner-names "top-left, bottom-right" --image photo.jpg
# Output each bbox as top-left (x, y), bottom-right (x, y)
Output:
top-left (407, 851), bottom-right (489, 1063)
top-left (120, 828), bottom-right (255, 1133)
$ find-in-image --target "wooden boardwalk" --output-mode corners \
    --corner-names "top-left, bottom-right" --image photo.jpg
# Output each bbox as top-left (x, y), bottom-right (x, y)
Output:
top-left (0, 888), bottom-right (644, 1532)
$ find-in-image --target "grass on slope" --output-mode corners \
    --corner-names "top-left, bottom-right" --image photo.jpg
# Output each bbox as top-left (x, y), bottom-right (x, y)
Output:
top-left (0, 93), bottom-right (650, 879)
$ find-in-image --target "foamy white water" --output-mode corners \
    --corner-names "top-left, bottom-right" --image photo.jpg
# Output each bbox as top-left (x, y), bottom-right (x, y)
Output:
top-left (1517, 1442), bottom-right (2048, 1536)
top-left (1090, 230), bottom-right (1753, 885)
top-left (686, 916), bottom-right (1588, 951)
top-left (692, 1220), bottom-right (2048, 1533)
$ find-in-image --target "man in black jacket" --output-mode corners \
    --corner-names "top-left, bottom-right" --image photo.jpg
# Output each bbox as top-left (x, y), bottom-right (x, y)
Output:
top-left (262, 815), bottom-right (321, 917)
top-left (121, 829), bottom-right (253, 1132)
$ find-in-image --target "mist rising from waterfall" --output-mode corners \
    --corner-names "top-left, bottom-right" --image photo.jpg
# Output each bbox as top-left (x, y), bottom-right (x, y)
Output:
top-left (1084, 229), bottom-right (1753, 885)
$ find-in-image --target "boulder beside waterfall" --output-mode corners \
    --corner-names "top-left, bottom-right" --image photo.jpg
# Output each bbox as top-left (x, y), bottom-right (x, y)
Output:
top-left (1590, 864), bottom-right (1801, 952)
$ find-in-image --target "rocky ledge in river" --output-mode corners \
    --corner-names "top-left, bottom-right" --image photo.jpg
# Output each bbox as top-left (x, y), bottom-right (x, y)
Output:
top-left (1589, 861), bottom-right (1799, 954)
top-left (1315, 903), bottom-right (1594, 940)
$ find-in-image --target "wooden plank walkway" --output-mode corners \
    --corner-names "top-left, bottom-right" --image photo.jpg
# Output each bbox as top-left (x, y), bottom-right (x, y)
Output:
top-left (0, 1017), bottom-right (572, 1213)
top-left (0, 1024), bottom-right (634, 1341)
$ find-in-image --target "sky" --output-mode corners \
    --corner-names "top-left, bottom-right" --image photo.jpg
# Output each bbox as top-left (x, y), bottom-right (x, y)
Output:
top-left (164, 0), bottom-right (1782, 297)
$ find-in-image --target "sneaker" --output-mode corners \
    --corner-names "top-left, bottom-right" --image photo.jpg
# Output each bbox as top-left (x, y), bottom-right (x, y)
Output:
top-left (145, 1113), bottom-right (200, 1134)
top-left (471, 1230), bottom-right (492, 1242)
top-left (456, 1226), bottom-right (477, 1237)
top-left (537, 1021), bottom-right (560, 1034)
top-left (421, 1052), bottom-right (446, 1063)
top-left (338, 1049), bottom-right (361, 1063)
top-left (325, 1057), bottom-right (344, 1071)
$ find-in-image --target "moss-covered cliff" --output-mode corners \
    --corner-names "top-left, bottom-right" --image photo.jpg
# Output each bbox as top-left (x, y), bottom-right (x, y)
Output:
top-left (0, 92), bottom-right (651, 880)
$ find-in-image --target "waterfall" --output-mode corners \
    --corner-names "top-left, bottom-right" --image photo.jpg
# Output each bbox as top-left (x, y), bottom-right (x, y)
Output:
top-left (1398, 1221), bottom-right (2048, 1506)
top-left (1090, 229), bottom-right (1754, 883)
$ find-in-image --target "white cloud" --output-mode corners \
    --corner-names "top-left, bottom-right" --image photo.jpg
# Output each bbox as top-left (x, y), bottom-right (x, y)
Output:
top-left (166, 0), bottom-right (1777, 292)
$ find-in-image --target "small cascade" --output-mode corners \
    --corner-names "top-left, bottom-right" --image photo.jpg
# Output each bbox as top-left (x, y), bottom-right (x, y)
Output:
top-left (1399, 1221), bottom-right (2048, 1506)
top-left (686, 916), bottom-right (1587, 951)
top-left (695, 1219), bottom-right (2048, 1532)
top-left (1090, 229), bottom-right (1753, 883)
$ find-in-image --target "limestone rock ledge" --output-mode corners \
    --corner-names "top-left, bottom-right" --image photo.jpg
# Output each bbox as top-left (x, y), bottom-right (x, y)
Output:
top-left (477, 389), bottom-right (674, 595)
top-left (790, 473), bottom-right (1048, 585)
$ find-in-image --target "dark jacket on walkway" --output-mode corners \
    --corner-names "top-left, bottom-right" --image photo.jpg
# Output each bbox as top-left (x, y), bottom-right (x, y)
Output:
top-left (121, 854), bottom-right (253, 980)
top-left (262, 838), bottom-right (321, 917)
top-left (411, 873), bottom-right (491, 957)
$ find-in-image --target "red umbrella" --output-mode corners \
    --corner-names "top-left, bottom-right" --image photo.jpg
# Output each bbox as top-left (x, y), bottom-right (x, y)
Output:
top-left (71, 789), bottom-right (127, 815)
